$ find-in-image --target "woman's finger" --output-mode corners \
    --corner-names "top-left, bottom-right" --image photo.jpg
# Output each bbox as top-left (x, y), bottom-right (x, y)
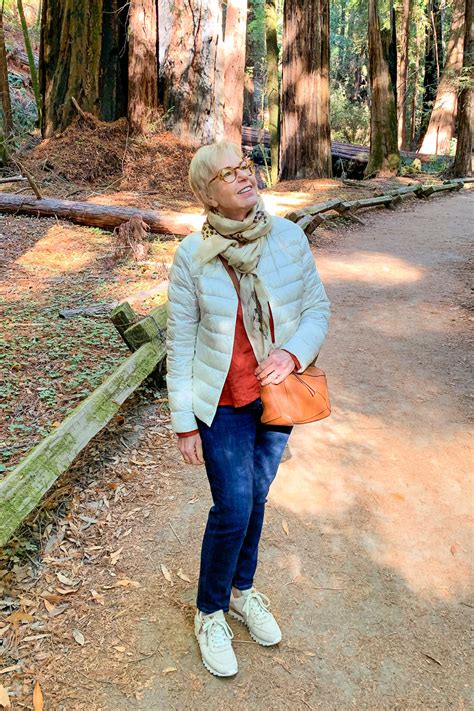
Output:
top-left (195, 437), bottom-right (204, 464)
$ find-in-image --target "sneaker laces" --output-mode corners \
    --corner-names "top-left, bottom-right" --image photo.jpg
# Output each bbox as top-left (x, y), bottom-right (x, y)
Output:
top-left (202, 614), bottom-right (234, 650)
top-left (242, 590), bottom-right (271, 622)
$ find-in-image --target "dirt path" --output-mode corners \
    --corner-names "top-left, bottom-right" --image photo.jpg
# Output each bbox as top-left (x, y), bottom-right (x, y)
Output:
top-left (4, 192), bottom-right (472, 710)
top-left (93, 191), bottom-right (472, 710)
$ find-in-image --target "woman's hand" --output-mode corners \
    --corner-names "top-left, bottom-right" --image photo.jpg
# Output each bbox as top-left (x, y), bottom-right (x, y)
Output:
top-left (255, 349), bottom-right (296, 386)
top-left (178, 433), bottom-right (204, 465)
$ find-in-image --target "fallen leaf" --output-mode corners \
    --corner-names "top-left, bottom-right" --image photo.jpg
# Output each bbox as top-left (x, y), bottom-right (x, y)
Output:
top-left (160, 564), bottom-right (173, 584)
top-left (56, 587), bottom-right (78, 595)
top-left (43, 600), bottom-right (56, 614)
top-left (90, 589), bottom-right (105, 605)
top-left (33, 681), bottom-right (43, 711)
top-left (72, 629), bottom-right (85, 646)
top-left (450, 543), bottom-right (460, 556)
top-left (177, 569), bottom-right (191, 583)
top-left (162, 667), bottom-right (177, 675)
top-left (41, 593), bottom-right (63, 604)
top-left (105, 579), bottom-right (141, 589)
top-left (0, 685), bottom-right (10, 708)
top-left (113, 645), bottom-right (126, 653)
top-left (5, 611), bottom-right (34, 624)
top-left (48, 603), bottom-right (69, 617)
top-left (56, 573), bottom-right (78, 587)
top-left (110, 548), bottom-right (123, 565)
top-left (282, 519), bottom-right (290, 536)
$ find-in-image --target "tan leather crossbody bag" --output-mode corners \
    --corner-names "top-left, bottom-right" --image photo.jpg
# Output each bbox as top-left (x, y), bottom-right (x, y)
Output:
top-left (220, 256), bottom-right (331, 426)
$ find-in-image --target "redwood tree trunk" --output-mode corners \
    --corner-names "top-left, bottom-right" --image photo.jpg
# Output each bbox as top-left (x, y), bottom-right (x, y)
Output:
top-left (39, 0), bottom-right (128, 137)
top-left (366, 0), bottom-right (400, 176)
top-left (0, 9), bottom-right (13, 138)
top-left (224, 0), bottom-right (248, 145)
top-left (265, 0), bottom-right (279, 184)
top-left (161, 0), bottom-right (224, 145)
top-left (127, 0), bottom-right (158, 134)
top-left (99, 0), bottom-right (129, 121)
top-left (0, 9), bottom-right (12, 163)
top-left (409, 22), bottom-right (422, 148)
top-left (280, 0), bottom-right (332, 179)
top-left (419, 0), bottom-right (466, 155)
top-left (397, 0), bottom-right (412, 148)
top-left (452, 0), bottom-right (472, 176)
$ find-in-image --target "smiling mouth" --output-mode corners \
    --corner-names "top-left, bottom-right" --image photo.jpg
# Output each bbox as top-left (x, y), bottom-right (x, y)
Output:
top-left (237, 186), bottom-right (253, 195)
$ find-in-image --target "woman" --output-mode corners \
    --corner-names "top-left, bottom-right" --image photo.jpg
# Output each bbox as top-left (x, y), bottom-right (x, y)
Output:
top-left (166, 142), bottom-right (330, 677)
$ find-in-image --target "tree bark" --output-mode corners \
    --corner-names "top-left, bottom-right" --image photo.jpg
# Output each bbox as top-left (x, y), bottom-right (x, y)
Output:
top-left (397, 0), bottom-right (412, 148)
top-left (0, 193), bottom-right (199, 235)
top-left (452, 0), bottom-right (473, 176)
top-left (0, 9), bottom-right (13, 139)
top-left (17, 0), bottom-right (42, 123)
top-left (409, 21), bottom-right (422, 147)
top-left (265, 0), bottom-right (279, 184)
top-left (280, 0), bottom-right (332, 179)
top-left (366, 0), bottom-right (400, 176)
top-left (420, 0), bottom-right (466, 155)
top-left (39, 0), bottom-right (128, 137)
top-left (100, 0), bottom-right (129, 121)
top-left (224, 0), bottom-right (248, 145)
top-left (127, 0), bottom-right (158, 134)
top-left (162, 0), bottom-right (224, 145)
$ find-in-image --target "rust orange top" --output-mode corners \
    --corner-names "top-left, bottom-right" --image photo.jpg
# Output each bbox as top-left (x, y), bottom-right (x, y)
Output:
top-left (177, 273), bottom-right (300, 438)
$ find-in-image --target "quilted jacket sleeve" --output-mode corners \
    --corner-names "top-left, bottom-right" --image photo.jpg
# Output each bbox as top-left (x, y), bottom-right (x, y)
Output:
top-left (281, 228), bottom-right (330, 371)
top-left (166, 243), bottom-right (200, 433)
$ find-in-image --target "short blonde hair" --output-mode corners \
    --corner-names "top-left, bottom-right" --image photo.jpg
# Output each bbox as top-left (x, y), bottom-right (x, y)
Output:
top-left (188, 141), bottom-right (243, 210)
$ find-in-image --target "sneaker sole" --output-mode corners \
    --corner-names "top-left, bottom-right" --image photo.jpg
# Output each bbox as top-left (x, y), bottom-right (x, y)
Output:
top-left (228, 608), bottom-right (282, 647)
top-left (194, 630), bottom-right (238, 677)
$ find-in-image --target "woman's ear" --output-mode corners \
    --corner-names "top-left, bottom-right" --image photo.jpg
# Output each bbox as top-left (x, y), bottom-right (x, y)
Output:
top-left (204, 190), bottom-right (218, 209)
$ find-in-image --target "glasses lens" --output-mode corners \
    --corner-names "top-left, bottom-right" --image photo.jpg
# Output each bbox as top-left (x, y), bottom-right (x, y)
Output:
top-left (222, 168), bottom-right (235, 183)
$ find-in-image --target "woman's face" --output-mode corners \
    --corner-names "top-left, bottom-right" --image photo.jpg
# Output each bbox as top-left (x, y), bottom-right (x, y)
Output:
top-left (206, 149), bottom-right (259, 221)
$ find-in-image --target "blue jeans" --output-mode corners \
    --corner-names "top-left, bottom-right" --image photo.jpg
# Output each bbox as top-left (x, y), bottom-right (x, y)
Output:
top-left (196, 399), bottom-right (292, 614)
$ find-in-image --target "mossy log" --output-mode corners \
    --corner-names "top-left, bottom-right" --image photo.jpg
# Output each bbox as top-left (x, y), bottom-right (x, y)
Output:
top-left (0, 340), bottom-right (165, 546)
top-left (0, 194), bottom-right (198, 235)
top-left (429, 181), bottom-right (464, 193)
top-left (286, 198), bottom-right (344, 222)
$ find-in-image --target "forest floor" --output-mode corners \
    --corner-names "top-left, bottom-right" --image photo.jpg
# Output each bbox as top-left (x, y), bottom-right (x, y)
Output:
top-left (1, 186), bottom-right (473, 710)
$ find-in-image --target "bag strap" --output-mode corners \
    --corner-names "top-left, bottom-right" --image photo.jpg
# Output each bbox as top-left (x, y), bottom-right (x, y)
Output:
top-left (219, 255), bottom-right (241, 295)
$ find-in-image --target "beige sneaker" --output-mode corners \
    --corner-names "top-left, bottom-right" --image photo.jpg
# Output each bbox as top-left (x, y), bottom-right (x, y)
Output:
top-left (194, 610), bottom-right (238, 677)
top-left (229, 588), bottom-right (282, 646)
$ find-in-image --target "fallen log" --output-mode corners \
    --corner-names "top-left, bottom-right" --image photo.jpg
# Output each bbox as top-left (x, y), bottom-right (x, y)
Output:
top-left (0, 193), bottom-right (202, 236)
top-left (242, 126), bottom-right (450, 166)
top-left (0, 340), bottom-right (165, 546)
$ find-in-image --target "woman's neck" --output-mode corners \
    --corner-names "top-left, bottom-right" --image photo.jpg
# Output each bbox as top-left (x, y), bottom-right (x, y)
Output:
top-left (215, 207), bottom-right (253, 222)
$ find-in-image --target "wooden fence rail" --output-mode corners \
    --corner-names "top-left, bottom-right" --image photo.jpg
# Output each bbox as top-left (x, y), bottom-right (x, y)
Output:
top-left (0, 337), bottom-right (165, 546)
top-left (286, 180), bottom-right (465, 234)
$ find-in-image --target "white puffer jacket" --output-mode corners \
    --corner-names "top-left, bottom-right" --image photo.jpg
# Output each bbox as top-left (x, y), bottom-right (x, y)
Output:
top-left (166, 215), bottom-right (330, 433)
